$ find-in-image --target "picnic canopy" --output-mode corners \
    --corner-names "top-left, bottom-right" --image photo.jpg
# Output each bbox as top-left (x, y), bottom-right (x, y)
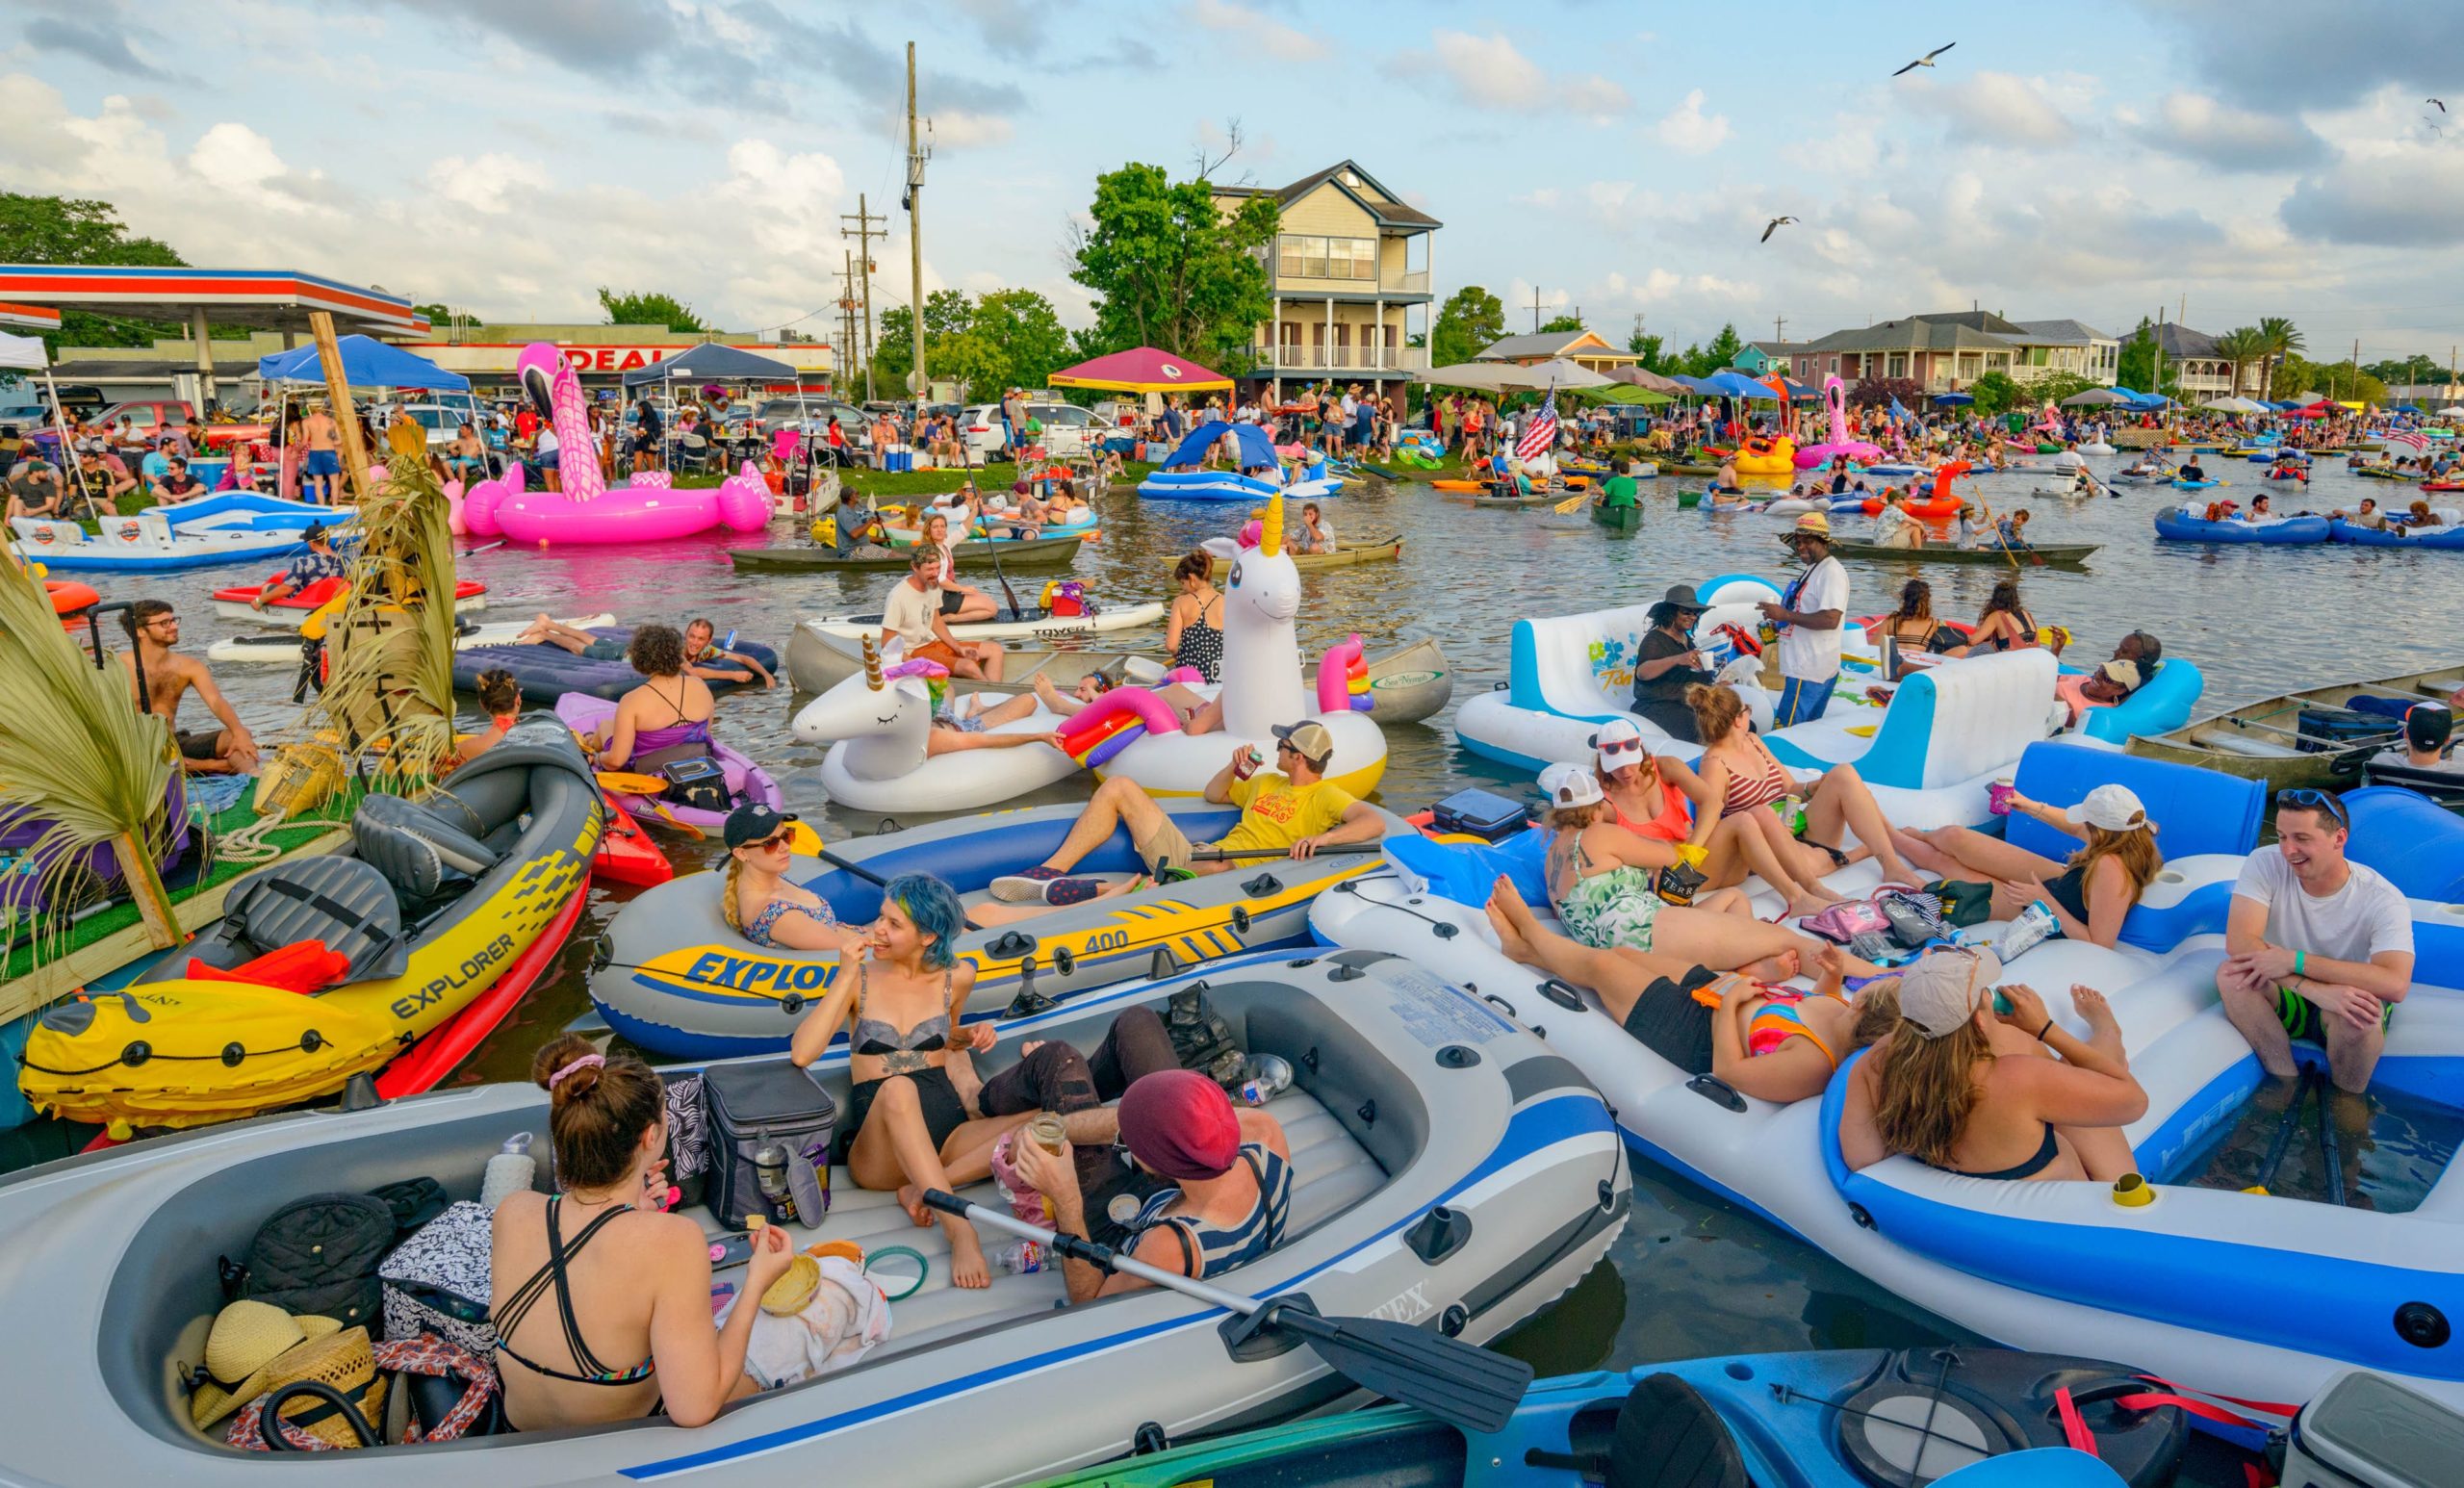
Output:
top-left (1702, 370), bottom-right (1782, 400)
top-left (254, 334), bottom-right (468, 390)
top-left (1609, 366), bottom-right (1690, 395)
top-left (1571, 383), bottom-right (1674, 405)
top-left (1048, 346), bottom-right (1232, 395)
top-left (1160, 418), bottom-right (1275, 470)
top-left (1414, 357), bottom-right (1612, 393)
top-left (2060, 387), bottom-right (2133, 407)
top-left (620, 342), bottom-right (795, 388)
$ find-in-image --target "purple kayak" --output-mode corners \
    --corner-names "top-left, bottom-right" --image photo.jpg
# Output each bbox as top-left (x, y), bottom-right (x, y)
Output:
top-left (553, 693), bottom-right (784, 831)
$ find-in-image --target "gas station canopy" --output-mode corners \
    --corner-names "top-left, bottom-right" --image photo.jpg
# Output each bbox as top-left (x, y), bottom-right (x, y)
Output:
top-left (0, 266), bottom-right (429, 335)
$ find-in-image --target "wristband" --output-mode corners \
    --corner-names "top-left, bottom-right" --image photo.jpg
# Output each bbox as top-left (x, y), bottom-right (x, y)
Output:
top-left (2036, 1016), bottom-right (2055, 1042)
top-left (2295, 950), bottom-right (2306, 977)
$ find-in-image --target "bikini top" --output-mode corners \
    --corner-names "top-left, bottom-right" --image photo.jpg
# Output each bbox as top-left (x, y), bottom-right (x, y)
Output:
top-left (851, 962), bottom-right (954, 1055)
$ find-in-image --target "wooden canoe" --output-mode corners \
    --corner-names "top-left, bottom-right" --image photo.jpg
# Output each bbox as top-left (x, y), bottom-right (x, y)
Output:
top-left (729, 532), bottom-right (1086, 573)
top-left (1828, 539), bottom-right (2098, 567)
top-left (785, 629), bottom-right (1456, 724)
top-left (2123, 661), bottom-right (2464, 790)
top-left (1158, 536), bottom-right (1402, 573)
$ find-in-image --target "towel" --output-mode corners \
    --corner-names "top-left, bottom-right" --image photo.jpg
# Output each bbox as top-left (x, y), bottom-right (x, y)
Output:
top-left (724, 1256), bottom-right (893, 1389)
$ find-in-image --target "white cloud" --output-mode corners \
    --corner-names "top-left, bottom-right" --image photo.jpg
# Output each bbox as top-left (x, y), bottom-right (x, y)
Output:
top-left (1392, 31), bottom-right (1630, 119)
top-left (424, 151), bottom-right (552, 216)
top-left (1901, 70), bottom-right (2078, 148)
top-left (2127, 90), bottom-right (2329, 171)
top-left (1186, 0), bottom-right (1326, 63)
top-left (1653, 90), bottom-right (1731, 154)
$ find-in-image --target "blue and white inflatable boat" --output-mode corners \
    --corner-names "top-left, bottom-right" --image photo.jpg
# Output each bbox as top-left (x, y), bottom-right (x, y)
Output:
top-left (2153, 508), bottom-right (2330, 545)
top-left (8, 492), bottom-right (348, 573)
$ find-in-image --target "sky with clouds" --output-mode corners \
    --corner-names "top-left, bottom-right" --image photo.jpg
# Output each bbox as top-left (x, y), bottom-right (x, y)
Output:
top-left (4, 0), bottom-right (2459, 364)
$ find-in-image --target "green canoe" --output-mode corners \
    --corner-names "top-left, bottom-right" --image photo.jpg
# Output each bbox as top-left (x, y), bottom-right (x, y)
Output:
top-left (728, 533), bottom-right (1087, 573)
top-left (1828, 538), bottom-right (2097, 567)
top-left (1592, 501), bottom-right (1641, 530)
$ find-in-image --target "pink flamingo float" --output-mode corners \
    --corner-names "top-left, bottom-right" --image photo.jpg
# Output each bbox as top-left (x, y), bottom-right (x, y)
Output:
top-left (1792, 373), bottom-right (1888, 469)
top-left (461, 343), bottom-right (771, 544)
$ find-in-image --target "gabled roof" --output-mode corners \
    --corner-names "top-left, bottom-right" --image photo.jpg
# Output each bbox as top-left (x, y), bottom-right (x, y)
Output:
top-left (1914, 309), bottom-right (2031, 335)
top-left (1748, 341), bottom-right (1808, 357)
top-left (2010, 318), bottom-right (2114, 346)
top-left (1795, 318), bottom-right (2023, 356)
top-left (1476, 330), bottom-right (1630, 362)
top-left (1216, 160), bottom-right (1443, 230)
top-left (2148, 323), bottom-right (2224, 359)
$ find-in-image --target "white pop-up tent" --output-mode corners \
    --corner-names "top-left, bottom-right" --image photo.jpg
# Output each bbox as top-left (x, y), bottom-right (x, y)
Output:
top-left (1, 330), bottom-right (95, 512)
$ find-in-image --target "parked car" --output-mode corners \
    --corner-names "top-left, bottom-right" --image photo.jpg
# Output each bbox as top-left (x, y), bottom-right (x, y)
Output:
top-left (960, 400), bottom-right (1103, 460)
top-left (753, 397), bottom-right (864, 438)
top-left (96, 399), bottom-right (194, 436)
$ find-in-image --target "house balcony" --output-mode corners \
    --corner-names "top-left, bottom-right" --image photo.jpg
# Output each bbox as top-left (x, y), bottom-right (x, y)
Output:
top-left (1249, 344), bottom-right (1428, 374)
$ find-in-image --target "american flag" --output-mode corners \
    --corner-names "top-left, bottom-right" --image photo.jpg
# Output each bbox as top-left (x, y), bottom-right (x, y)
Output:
top-left (2386, 430), bottom-right (2430, 454)
top-left (1515, 389), bottom-right (1559, 462)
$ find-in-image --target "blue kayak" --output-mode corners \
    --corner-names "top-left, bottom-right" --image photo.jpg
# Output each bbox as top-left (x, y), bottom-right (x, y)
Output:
top-left (2154, 510), bottom-right (2330, 545)
top-left (2171, 478), bottom-right (2221, 490)
top-left (2329, 516), bottom-right (2464, 550)
top-left (1028, 1347), bottom-right (2191, 1487)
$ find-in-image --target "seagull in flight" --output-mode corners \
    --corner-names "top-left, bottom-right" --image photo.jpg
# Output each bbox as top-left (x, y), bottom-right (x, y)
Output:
top-left (2429, 98), bottom-right (2449, 113)
top-left (1760, 216), bottom-right (1798, 244)
top-left (1893, 42), bottom-right (1956, 77)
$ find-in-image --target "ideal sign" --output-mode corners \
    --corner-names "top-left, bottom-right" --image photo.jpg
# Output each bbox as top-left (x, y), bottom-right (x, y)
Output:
top-left (559, 346), bottom-right (673, 373)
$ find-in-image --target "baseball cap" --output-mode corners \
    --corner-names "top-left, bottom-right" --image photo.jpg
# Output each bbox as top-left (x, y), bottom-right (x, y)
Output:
top-left (724, 804), bottom-right (801, 851)
top-left (1896, 947), bottom-right (2004, 1039)
top-left (1538, 760), bottom-right (1605, 809)
top-left (1593, 717), bottom-right (1646, 770)
top-left (2408, 703), bottom-right (2454, 753)
top-left (300, 523), bottom-right (329, 544)
top-left (2095, 658), bottom-right (2142, 690)
top-left (2064, 784), bottom-right (2147, 834)
top-left (1271, 720), bottom-right (1334, 768)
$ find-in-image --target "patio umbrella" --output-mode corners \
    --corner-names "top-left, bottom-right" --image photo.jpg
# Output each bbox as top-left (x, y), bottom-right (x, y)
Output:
top-left (1571, 383), bottom-right (1673, 405)
top-left (1609, 366), bottom-right (1690, 395)
top-left (1414, 358), bottom-right (1611, 393)
top-left (2197, 398), bottom-right (2246, 413)
top-left (2060, 388), bottom-right (2132, 407)
top-left (1932, 391), bottom-right (1975, 406)
top-left (1048, 346), bottom-right (1232, 394)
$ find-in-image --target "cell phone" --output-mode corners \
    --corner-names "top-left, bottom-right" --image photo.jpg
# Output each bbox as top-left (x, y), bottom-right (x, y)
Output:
top-left (1991, 989), bottom-right (2014, 1015)
top-left (707, 1231), bottom-right (754, 1270)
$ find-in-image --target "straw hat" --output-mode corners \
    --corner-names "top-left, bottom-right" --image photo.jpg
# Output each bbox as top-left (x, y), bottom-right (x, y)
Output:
top-left (1782, 511), bottom-right (1834, 543)
top-left (760, 1254), bottom-right (822, 1316)
top-left (188, 1301), bottom-right (345, 1429)
top-left (244, 1325), bottom-right (386, 1450)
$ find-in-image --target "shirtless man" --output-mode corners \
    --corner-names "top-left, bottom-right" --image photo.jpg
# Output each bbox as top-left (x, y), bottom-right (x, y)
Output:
top-left (118, 599), bottom-right (260, 775)
top-left (301, 401), bottom-right (344, 503)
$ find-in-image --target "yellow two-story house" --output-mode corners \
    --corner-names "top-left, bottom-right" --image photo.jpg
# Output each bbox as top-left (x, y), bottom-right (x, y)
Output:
top-left (1213, 161), bottom-right (1438, 398)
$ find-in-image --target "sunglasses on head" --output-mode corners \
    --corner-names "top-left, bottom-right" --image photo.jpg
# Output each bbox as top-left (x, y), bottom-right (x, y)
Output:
top-left (2278, 787), bottom-right (2348, 828)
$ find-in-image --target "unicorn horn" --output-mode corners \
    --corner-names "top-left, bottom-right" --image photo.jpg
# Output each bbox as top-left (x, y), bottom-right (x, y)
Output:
top-left (1261, 488), bottom-right (1284, 555)
top-left (862, 633), bottom-right (884, 690)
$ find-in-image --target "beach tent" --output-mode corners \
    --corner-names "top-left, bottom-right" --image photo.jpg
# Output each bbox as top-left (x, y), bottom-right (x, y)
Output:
top-left (1703, 370), bottom-right (1781, 399)
top-left (619, 342), bottom-right (795, 389)
top-left (1932, 391), bottom-right (1976, 406)
top-left (1048, 346), bottom-right (1231, 394)
top-left (1159, 417), bottom-right (1276, 470)
top-left (1609, 366), bottom-right (1690, 395)
top-left (1571, 383), bottom-right (1673, 405)
top-left (255, 335), bottom-right (468, 390)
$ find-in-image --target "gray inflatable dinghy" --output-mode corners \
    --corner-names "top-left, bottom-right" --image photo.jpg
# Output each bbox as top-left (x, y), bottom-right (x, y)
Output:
top-left (588, 798), bottom-right (1412, 1059)
top-left (0, 951), bottom-right (1628, 1487)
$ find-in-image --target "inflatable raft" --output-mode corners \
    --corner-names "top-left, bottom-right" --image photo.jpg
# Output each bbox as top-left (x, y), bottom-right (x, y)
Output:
top-left (554, 692), bottom-right (783, 830)
top-left (210, 575), bottom-right (486, 629)
top-left (10, 493), bottom-right (349, 574)
top-left (0, 952), bottom-right (1626, 1488)
top-left (1316, 750), bottom-right (2464, 1414)
top-left (2153, 510), bottom-right (2330, 545)
top-left (2329, 517), bottom-right (2464, 550)
top-left (457, 628), bottom-right (780, 703)
top-left (798, 600), bottom-right (1165, 645)
top-left (210, 612), bottom-right (617, 666)
top-left (591, 798), bottom-right (1410, 1057)
top-left (17, 723), bottom-right (601, 1134)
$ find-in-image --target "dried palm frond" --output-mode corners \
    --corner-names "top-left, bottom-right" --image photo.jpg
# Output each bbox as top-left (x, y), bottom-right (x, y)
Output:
top-left (0, 555), bottom-right (181, 956)
top-left (301, 452), bottom-right (460, 785)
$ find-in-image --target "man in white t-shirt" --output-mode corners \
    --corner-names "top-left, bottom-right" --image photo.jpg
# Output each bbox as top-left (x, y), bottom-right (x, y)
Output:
top-left (2220, 789), bottom-right (2415, 1093)
top-left (1758, 512), bottom-right (1849, 726)
top-left (880, 548), bottom-right (1005, 680)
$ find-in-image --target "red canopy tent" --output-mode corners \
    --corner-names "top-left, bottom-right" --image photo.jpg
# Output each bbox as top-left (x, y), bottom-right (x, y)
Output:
top-left (1047, 346), bottom-right (1233, 395)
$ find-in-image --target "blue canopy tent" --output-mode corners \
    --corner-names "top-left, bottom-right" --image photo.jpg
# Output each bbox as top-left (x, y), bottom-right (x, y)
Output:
top-left (254, 335), bottom-right (468, 390)
top-left (2397, 404), bottom-right (2424, 415)
top-left (1932, 391), bottom-right (1975, 406)
top-left (618, 342), bottom-right (796, 388)
top-left (1704, 370), bottom-right (1782, 400)
top-left (1666, 374), bottom-right (1721, 397)
top-left (1162, 418), bottom-right (1277, 470)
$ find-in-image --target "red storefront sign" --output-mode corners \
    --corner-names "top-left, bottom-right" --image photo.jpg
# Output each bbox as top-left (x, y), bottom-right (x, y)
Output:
top-left (558, 346), bottom-right (674, 373)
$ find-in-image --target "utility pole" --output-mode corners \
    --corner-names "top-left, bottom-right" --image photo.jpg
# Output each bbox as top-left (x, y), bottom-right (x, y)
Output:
top-left (835, 252), bottom-right (860, 393)
top-left (2151, 306), bottom-right (2166, 400)
top-left (2349, 338), bottom-right (2361, 402)
top-left (1529, 286), bottom-right (1545, 333)
top-left (903, 41), bottom-right (930, 401)
top-left (840, 193), bottom-right (886, 402)
top-left (1773, 314), bottom-right (1787, 344)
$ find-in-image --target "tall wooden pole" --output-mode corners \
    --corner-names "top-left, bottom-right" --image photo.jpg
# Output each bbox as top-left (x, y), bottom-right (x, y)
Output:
top-left (308, 311), bottom-right (375, 504)
top-left (907, 42), bottom-right (927, 399)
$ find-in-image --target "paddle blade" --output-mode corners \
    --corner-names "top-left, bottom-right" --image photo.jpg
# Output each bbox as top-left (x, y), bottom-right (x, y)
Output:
top-left (596, 770), bottom-right (669, 795)
top-left (1257, 1297), bottom-right (1532, 1433)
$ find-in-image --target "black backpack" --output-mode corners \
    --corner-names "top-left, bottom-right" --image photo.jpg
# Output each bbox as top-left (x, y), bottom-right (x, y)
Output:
top-left (1165, 986), bottom-right (1246, 1090)
top-left (221, 1192), bottom-right (399, 1335)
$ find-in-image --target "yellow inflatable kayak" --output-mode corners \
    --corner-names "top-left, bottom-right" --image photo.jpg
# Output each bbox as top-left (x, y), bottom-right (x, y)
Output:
top-left (19, 724), bottom-right (603, 1134)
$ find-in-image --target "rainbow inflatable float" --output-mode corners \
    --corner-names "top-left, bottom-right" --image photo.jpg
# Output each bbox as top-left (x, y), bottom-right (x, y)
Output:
top-left (462, 343), bottom-right (771, 545)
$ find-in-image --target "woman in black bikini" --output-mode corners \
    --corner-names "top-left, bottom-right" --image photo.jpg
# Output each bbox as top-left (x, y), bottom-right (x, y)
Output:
top-left (1165, 551), bottom-right (1224, 683)
top-left (1838, 948), bottom-right (2143, 1184)
top-left (788, 873), bottom-right (1031, 1290)
top-left (1886, 783), bottom-right (2160, 949)
top-left (491, 1035), bottom-right (793, 1429)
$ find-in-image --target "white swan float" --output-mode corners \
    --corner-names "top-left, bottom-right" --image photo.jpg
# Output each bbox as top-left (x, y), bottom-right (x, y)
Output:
top-left (789, 638), bottom-right (1078, 814)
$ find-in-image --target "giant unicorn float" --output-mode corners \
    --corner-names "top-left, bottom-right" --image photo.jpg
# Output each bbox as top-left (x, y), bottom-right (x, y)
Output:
top-left (1793, 372), bottom-right (1886, 469)
top-left (461, 343), bottom-right (772, 544)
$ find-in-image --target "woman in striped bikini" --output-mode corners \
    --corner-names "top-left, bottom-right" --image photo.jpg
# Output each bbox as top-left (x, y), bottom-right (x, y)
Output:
top-left (1687, 682), bottom-right (1921, 889)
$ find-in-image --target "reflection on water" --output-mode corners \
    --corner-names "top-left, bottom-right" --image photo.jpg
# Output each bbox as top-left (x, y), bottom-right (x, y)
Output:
top-left (74, 451), bottom-right (2453, 1461)
top-left (2173, 1073), bottom-right (2461, 1212)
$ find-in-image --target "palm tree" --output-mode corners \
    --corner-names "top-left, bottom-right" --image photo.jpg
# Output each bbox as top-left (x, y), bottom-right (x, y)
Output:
top-left (2256, 317), bottom-right (2305, 399)
top-left (2214, 327), bottom-right (2266, 403)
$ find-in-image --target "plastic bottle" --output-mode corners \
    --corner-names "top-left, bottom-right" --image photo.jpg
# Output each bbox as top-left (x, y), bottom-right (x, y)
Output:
top-left (993, 1240), bottom-right (1047, 1274)
top-left (480, 1132), bottom-right (536, 1212)
top-left (1237, 1054), bottom-right (1295, 1107)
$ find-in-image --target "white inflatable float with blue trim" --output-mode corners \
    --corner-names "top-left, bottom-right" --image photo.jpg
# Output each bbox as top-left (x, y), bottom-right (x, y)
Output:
top-left (1314, 747), bottom-right (2464, 1412)
top-left (8, 492), bottom-right (349, 574)
top-left (1136, 421), bottom-right (1340, 502)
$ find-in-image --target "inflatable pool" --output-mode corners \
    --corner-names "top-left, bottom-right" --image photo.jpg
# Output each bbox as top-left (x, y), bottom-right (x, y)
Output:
top-left (554, 691), bottom-right (783, 830)
top-left (1860, 462), bottom-right (1931, 477)
top-left (462, 344), bottom-right (771, 544)
top-left (2171, 478), bottom-right (2222, 491)
top-left (2153, 510), bottom-right (2330, 545)
top-left (1316, 746), bottom-right (2464, 1414)
top-left (453, 627), bottom-right (778, 702)
top-left (2329, 517), bottom-right (2464, 550)
top-left (1135, 468), bottom-right (1337, 502)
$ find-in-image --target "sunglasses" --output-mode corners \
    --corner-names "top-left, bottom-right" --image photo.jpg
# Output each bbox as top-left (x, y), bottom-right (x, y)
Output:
top-left (747, 832), bottom-right (794, 852)
top-left (1598, 736), bottom-right (1643, 757)
top-left (2277, 787), bottom-right (2348, 829)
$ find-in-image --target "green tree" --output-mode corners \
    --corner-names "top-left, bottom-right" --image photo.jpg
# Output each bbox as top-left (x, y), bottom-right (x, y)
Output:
top-left (0, 193), bottom-right (187, 351)
top-left (1627, 328), bottom-right (1666, 370)
top-left (1966, 370), bottom-right (2022, 415)
top-left (2115, 319), bottom-right (2181, 398)
top-left (2026, 371), bottom-right (2100, 409)
top-left (2213, 326), bottom-right (2267, 399)
top-left (871, 290), bottom-right (977, 391)
top-left (1537, 313), bottom-right (1585, 334)
top-left (1068, 161), bottom-right (1277, 370)
top-left (1429, 284), bottom-right (1506, 368)
top-left (2254, 317), bottom-right (2303, 402)
top-left (1675, 324), bottom-right (1745, 377)
top-left (596, 288), bottom-right (706, 333)
top-left (964, 289), bottom-right (1070, 400)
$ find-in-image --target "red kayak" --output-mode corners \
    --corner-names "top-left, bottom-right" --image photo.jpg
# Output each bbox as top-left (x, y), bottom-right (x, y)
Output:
top-left (210, 573), bottom-right (485, 625)
top-left (45, 578), bottom-right (98, 629)
top-left (375, 876), bottom-right (592, 1099)
top-left (592, 794), bottom-right (675, 887)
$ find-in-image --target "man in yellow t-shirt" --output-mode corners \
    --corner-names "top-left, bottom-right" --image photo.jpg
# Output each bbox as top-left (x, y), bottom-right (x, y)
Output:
top-left (991, 721), bottom-right (1383, 905)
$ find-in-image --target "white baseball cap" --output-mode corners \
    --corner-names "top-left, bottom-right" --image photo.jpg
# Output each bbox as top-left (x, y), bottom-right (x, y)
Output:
top-left (1895, 947), bottom-right (2005, 1039)
top-left (1538, 761), bottom-right (1604, 809)
top-left (2064, 784), bottom-right (2148, 834)
top-left (1593, 718), bottom-right (1646, 771)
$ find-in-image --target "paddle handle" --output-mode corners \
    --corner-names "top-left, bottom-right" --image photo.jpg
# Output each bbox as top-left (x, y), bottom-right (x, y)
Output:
top-left (1190, 843), bottom-right (1385, 861)
top-left (921, 1190), bottom-right (1262, 1317)
top-left (819, 848), bottom-right (892, 888)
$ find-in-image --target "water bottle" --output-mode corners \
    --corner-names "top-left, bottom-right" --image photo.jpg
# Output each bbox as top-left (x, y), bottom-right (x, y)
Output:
top-left (994, 1240), bottom-right (1047, 1275)
top-left (480, 1132), bottom-right (536, 1211)
top-left (1237, 1054), bottom-right (1294, 1106)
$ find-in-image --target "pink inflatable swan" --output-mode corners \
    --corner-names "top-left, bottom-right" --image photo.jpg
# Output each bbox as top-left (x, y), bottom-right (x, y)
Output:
top-left (1793, 373), bottom-right (1887, 470)
top-left (461, 343), bottom-right (772, 544)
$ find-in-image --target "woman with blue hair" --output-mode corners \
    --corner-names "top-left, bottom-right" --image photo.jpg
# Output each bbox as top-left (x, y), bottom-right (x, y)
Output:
top-left (789, 871), bottom-right (1034, 1289)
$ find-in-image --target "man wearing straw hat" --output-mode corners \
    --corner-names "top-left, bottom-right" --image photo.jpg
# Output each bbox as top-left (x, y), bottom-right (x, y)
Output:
top-left (1758, 511), bottom-right (1849, 727)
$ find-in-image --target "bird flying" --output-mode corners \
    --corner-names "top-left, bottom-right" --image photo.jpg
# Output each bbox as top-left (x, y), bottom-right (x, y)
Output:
top-left (1893, 42), bottom-right (1956, 76)
top-left (1760, 216), bottom-right (1798, 244)
top-left (2430, 98), bottom-right (2449, 113)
